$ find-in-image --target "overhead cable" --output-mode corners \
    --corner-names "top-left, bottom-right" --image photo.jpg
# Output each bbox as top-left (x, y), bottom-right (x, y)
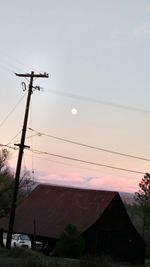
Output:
top-left (26, 151), bottom-right (103, 172)
top-left (28, 128), bottom-right (150, 162)
top-left (0, 93), bottom-right (26, 129)
top-left (43, 88), bottom-right (150, 114)
top-left (29, 148), bottom-right (145, 175)
top-left (6, 130), bottom-right (22, 146)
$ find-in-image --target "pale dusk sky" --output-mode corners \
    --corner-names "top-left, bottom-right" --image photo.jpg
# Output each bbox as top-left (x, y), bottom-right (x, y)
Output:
top-left (1, 1), bottom-right (150, 192)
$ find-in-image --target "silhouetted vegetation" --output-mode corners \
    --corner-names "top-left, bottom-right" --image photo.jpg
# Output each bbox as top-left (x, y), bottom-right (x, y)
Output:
top-left (0, 149), bottom-right (33, 218)
top-left (124, 173), bottom-right (150, 259)
top-left (134, 173), bottom-right (150, 238)
top-left (55, 224), bottom-right (85, 259)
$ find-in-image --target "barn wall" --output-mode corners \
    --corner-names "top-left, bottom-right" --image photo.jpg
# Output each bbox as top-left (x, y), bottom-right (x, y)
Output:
top-left (83, 194), bottom-right (145, 263)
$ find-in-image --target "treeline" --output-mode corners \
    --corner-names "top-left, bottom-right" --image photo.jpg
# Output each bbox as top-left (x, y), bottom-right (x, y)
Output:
top-left (124, 173), bottom-right (150, 258)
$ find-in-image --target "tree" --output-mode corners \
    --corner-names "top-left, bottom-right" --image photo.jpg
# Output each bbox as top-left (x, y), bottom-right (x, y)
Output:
top-left (0, 148), bottom-right (34, 247)
top-left (0, 173), bottom-right (14, 218)
top-left (19, 167), bottom-right (35, 195)
top-left (0, 149), bottom-right (10, 174)
top-left (134, 172), bottom-right (150, 237)
top-left (0, 149), bottom-right (32, 218)
top-left (55, 224), bottom-right (85, 259)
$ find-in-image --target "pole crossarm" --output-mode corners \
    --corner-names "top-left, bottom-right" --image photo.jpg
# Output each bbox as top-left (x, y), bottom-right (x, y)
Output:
top-left (6, 71), bottom-right (49, 249)
top-left (15, 72), bottom-right (49, 78)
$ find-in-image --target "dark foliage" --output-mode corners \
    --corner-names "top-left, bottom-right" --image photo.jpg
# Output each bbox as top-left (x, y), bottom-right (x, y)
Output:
top-left (134, 173), bottom-right (150, 237)
top-left (56, 224), bottom-right (85, 259)
top-left (0, 149), bottom-right (31, 218)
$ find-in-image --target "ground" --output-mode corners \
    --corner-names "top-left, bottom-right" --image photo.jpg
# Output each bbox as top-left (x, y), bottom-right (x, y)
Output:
top-left (0, 247), bottom-right (149, 267)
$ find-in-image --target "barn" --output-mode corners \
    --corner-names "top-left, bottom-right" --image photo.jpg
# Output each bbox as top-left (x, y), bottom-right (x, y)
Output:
top-left (0, 184), bottom-right (145, 263)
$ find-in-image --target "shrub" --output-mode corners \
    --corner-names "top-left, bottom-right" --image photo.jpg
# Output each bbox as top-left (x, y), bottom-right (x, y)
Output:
top-left (55, 224), bottom-right (85, 259)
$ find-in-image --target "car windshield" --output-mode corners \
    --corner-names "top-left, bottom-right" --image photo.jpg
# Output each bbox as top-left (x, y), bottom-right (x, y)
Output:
top-left (20, 235), bottom-right (30, 241)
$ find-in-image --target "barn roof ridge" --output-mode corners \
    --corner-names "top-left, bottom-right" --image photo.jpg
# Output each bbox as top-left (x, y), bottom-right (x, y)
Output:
top-left (36, 183), bottom-right (118, 194)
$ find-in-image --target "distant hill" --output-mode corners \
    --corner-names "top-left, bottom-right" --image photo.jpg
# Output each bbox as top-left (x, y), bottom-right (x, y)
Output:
top-left (119, 192), bottom-right (135, 205)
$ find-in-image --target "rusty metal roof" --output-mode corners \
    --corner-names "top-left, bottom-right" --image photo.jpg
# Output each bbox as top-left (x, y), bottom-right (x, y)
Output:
top-left (0, 184), bottom-right (118, 238)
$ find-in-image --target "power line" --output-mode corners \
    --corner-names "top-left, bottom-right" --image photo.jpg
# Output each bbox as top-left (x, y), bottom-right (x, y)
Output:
top-left (0, 50), bottom-right (42, 74)
top-left (0, 63), bottom-right (14, 73)
top-left (26, 151), bottom-right (103, 172)
top-left (15, 133), bottom-right (38, 143)
top-left (6, 130), bottom-right (22, 146)
top-left (25, 152), bottom-right (137, 185)
top-left (29, 148), bottom-right (145, 175)
top-left (28, 128), bottom-right (150, 163)
top-left (0, 93), bottom-right (27, 129)
top-left (43, 88), bottom-right (150, 114)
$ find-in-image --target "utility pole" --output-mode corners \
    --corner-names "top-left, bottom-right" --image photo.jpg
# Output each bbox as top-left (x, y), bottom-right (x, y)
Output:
top-left (6, 71), bottom-right (49, 248)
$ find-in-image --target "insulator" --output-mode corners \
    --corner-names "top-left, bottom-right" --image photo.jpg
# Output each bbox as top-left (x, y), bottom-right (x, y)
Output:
top-left (21, 82), bottom-right (26, 91)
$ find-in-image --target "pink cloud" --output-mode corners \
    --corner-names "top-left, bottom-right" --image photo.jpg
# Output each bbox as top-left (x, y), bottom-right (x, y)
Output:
top-left (34, 169), bottom-right (141, 193)
top-left (9, 158), bottom-right (142, 193)
top-left (85, 175), bottom-right (139, 193)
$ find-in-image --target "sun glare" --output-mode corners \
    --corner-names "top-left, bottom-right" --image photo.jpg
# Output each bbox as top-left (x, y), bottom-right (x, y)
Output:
top-left (71, 108), bottom-right (78, 115)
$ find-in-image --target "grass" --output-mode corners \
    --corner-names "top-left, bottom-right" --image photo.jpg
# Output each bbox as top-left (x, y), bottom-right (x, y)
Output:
top-left (0, 247), bottom-right (50, 267)
top-left (0, 247), bottom-right (150, 267)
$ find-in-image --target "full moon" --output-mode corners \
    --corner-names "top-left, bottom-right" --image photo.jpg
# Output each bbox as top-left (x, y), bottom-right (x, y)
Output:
top-left (71, 108), bottom-right (78, 115)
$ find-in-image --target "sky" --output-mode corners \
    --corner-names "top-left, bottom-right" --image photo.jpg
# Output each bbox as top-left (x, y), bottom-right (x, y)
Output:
top-left (1, 0), bottom-right (150, 193)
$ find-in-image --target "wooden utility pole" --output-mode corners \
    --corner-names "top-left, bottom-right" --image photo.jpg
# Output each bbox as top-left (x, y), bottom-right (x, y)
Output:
top-left (6, 71), bottom-right (49, 248)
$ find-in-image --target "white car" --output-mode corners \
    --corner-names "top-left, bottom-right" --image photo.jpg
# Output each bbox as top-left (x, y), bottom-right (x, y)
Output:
top-left (11, 234), bottom-right (31, 248)
top-left (3, 234), bottom-right (31, 248)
